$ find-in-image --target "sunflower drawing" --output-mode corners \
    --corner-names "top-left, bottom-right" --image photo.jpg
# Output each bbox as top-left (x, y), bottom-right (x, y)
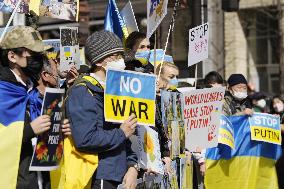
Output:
top-left (45, 99), bottom-right (59, 116)
top-left (36, 141), bottom-right (48, 161)
top-left (55, 140), bottom-right (63, 160)
top-left (143, 132), bottom-right (156, 162)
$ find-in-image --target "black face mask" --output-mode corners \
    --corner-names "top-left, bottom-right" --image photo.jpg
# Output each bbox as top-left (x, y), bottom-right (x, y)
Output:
top-left (21, 54), bottom-right (44, 78)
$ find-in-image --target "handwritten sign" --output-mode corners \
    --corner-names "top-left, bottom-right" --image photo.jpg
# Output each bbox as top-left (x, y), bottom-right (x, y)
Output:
top-left (250, 113), bottom-right (281, 145)
top-left (29, 88), bottom-right (65, 171)
top-left (182, 87), bottom-right (225, 151)
top-left (147, 0), bottom-right (168, 39)
top-left (105, 69), bottom-right (156, 126)
top-left (60, 27), bottom-right (80, 72)
top-left (188, 22), bottom-right (209, 66)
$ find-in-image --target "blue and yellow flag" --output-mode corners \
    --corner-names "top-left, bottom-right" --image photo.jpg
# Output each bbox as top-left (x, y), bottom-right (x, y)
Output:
top-left (205, 115), bottom-right (282, 189)
top-left (0, 81), bottom-right (33, 188)
top-left (104, 0), bottom-right (129, 40)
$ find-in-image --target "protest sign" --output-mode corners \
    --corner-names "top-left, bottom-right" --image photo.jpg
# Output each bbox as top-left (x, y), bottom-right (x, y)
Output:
top-left (105, 69), bottom-right (156, 126)
top-left (0, 0), bottom-right (29, 13)
top-left (188, 22), bottom-right (209, 66)
top-left (250, 113), bottom-right (281, 145)
top-left (218, 115), bottom-right (235, 149)
top-left (29, 88), bottom-right (65, 171)
top-left (39, 0), bottom-right (79, 21)
top-left (161, 91), bottom-right (185, 157)
top-left (120, 1), bottom-right (139, 34)
top-left (147, 0), bottom-right (168, 39)
top-left (161, 91), bottom-right (183, 126)
top-left (60, 27), bottom-right (80, 72)
top-left (130, 125), bottom-right (164, 175)
top-left (43, 39), bottom-right (60, 60)
top-left (182, 87), bottom-right (225, 151)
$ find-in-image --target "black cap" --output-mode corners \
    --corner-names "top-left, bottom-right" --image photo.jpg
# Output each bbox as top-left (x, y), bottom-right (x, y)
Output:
top-left (227, 74), bottom-right (247, 87)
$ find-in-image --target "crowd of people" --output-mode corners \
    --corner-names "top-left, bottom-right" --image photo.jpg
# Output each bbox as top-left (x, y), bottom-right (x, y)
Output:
top-left (0, 25), bottom-right (283, 189)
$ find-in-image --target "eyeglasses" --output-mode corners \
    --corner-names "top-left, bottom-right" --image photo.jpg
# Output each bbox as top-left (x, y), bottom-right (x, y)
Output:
top-left (47, 72), bottom-right (59, 80)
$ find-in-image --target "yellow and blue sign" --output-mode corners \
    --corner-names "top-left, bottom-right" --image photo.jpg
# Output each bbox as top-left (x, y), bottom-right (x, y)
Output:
top-left (206, 115), bottom-right (282, 189)
top-left (250, 113), bottom-right (281, 145)
top-left (104, 69), bottom-right (156, 126)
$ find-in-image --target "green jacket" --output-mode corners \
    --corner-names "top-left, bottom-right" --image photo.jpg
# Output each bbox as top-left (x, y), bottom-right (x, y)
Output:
top-left (222, 91), bottom-right (252, 116)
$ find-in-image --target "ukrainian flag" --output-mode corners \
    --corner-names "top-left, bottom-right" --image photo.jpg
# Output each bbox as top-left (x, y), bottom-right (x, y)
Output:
top-left (104, 0), bottom-right (129, 40)
top-left (205, 115), bottom-right (282, 189)
top-left (0, 81), bottom-right (30, 188)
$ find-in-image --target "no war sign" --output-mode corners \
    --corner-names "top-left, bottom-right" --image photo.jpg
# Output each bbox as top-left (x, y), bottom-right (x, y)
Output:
top-left (250, 113), bottom-right (281, 145)
top-left (105, 69), bottom-right (156, 126)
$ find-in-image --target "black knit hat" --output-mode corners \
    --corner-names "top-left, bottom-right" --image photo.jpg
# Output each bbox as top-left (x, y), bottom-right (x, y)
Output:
top-left (227, 74), bottom-right (248, 87)
top-left (85, 31), bottom-right (124, 64)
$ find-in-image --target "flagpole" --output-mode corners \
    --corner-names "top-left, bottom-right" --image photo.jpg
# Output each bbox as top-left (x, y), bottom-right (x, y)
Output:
top-left (157, 0), bottom-right (179, 81)
top-left (154, 31), bottom-right (157, 75)
top-left (0, 0), bottom-right (22, 43)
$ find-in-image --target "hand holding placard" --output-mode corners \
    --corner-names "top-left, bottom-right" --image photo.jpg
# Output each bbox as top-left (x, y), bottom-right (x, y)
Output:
top-left (30, 115), bottom-right (51, 135)
top-left (120, 114), bottom-right (138, 138)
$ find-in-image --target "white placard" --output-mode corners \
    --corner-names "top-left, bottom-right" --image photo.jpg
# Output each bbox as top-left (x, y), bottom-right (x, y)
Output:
top-left (60, 27), bottom-right (80, 72)
top-left (188, 22), bottom-right (209, 66)
top-left (182, 87), bottom-right (225, 151)
top-left (147, 0), bottom-right (168, 39)
top-left (130, 125), bottom-right (164, 175)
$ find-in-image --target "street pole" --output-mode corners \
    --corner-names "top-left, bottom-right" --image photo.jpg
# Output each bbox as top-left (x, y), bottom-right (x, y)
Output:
top-left (277, 0), bottom-right (284, 94)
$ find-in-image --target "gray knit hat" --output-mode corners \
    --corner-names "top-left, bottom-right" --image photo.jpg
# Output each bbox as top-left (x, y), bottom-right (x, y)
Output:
top-left (85, 31), bottom-right (124, 64)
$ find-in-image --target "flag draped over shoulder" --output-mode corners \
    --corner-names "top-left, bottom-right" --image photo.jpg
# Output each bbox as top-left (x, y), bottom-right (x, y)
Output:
top-left (104, 0), bottom-right (129, 40)
top-left (205, 115), bottom-right (282, 189)
top-left (0, 81), bottom-right (38, 189)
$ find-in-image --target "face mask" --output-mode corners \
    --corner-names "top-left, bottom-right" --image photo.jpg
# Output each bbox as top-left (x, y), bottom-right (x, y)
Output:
top-left (168, 78), bottom-right (178, 90)
top-left (105, 58), bottom-right (126, 71)
top-left (256, 99), bottom-right (266, 109)
top-left (232, 90), bottom-right (247, 100)
top-left (274, 103), bottom-right (284, 113)
top-left (135, 50), bottom-right (150, 66)
top-left (21, 54), bottom-right (44, 78)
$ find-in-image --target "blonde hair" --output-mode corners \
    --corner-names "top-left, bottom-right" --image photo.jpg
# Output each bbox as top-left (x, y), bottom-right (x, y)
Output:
top-left (156, 61), bottom-right (178, 76)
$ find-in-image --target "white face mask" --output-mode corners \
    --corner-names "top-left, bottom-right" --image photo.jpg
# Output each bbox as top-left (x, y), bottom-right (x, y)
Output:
top-left (232, 90), bottom-right (247, 100)
top-left (105, 58), bottom-right (126, 71)
top-left (274, 103), bottom-right (284, 113)
top-left (256, 99), bottom-right (266, 109)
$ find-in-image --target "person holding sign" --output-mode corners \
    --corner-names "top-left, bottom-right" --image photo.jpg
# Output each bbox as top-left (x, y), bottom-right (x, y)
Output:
top-left (0, 26), bottom-right (53, 189)
top-left (223, 74), bottom-right (253, 116)
top-left (66, 31), bottom-right (138, 189)
top-left (156, 61), bottom-right (179, 172)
